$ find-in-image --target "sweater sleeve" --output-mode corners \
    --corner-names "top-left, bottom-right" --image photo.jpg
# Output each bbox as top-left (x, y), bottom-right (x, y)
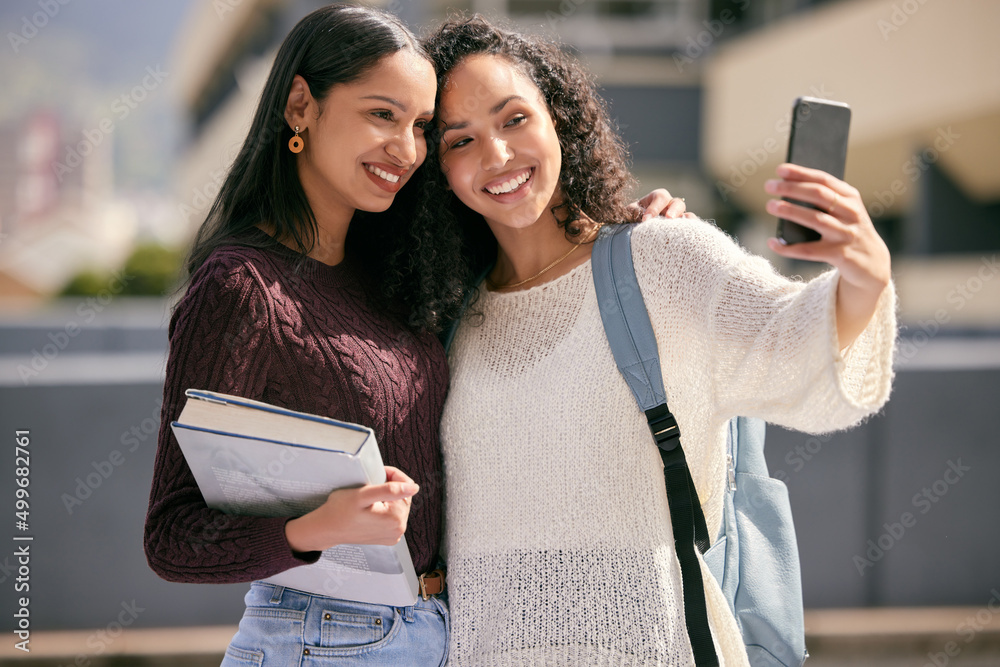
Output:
top-left (143, 253), bottom-right (320, 584)
top-left (632, 217), bottom-right (896, 434)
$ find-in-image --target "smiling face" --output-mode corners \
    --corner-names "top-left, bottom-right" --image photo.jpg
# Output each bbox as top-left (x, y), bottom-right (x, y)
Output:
top-left (437, 54), bottom-right (563, 232)
top-left (291, 48), bottom-right (436, 222)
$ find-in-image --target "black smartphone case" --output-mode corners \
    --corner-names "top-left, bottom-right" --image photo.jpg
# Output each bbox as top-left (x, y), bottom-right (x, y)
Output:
top-left (778, 97), bottom-right (852, 245)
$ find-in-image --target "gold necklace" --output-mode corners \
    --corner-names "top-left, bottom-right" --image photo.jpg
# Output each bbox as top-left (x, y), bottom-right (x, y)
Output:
top-left (487, 243), bottom-right (580, 291)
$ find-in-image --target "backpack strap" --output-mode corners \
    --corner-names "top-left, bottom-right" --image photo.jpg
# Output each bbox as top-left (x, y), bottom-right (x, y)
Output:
top-left (592, 223), bottom-right (719, 667)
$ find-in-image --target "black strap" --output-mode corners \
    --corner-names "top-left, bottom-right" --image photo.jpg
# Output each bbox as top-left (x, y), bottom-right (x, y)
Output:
top-left (593, 227), bottom-right (718, 665)
top-left (646, 405), bottom-right (718, 666)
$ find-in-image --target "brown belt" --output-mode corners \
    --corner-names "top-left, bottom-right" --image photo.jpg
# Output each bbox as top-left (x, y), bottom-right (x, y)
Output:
top-left (418, 568), bottom-right (445, 600)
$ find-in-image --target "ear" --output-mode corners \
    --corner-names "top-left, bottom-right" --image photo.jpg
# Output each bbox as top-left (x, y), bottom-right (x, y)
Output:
top-left (284, 74), bottom-right (314, 131)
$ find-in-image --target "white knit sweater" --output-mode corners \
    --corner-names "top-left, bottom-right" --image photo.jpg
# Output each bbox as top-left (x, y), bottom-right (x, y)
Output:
top-left (440, 217), bottom-right (896, 666)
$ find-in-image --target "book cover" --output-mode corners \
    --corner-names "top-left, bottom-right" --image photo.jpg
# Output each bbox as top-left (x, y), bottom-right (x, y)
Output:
top-left (171, 389), bottom-right (419, 606)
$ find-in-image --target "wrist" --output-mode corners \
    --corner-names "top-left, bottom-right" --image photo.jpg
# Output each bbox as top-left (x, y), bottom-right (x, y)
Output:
top-left (285, 515), bottom-right (323, 554)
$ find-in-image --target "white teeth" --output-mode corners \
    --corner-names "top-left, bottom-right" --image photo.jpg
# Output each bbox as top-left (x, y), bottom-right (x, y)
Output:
top-left (486, 170), bottom-right (530, 195)
top-left (367, 165), bottom-right (400, 183)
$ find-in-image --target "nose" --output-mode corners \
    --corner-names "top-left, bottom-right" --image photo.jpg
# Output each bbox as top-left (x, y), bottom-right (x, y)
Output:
top-left (482, 136), bottom-right (513, 170)
top-left (385, 129), bottom-right (418, 168)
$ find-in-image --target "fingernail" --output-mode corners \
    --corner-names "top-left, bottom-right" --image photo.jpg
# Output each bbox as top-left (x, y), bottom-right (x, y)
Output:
top-left (642, 213), bottom-right (651, 221)
top-left (764, 180), bottom-right (779, 193)
top-left (777, 164), bottom-right (792, 177)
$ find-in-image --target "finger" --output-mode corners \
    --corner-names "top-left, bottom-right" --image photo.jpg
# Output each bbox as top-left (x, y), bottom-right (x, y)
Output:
top-left (765, 179), bottom-right (857, 223)
top-left (682, 211), bottom-right (698, 219)
top-left (766, 236), bottom-right (851, 267)
top-left (665, 197), bottom-right (687, 219)
top-left (356, 480), bottom-right (419, 507)
top-left (639, 188), bottom-right (672, 208)
top-left (637, 189), bottom-right (673, 220)
top-left (776, 163), bottom-right (855, 197)
top-left (625, 202), bottom-right (647, 223)
top-left (384, 466), bottom-right (416, 485)
top-left (765, 198), bottom-right (850, 243)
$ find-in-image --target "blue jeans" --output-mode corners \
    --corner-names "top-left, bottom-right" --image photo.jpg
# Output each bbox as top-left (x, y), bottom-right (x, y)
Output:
top-left (221, 582), bottom-right (449, 666)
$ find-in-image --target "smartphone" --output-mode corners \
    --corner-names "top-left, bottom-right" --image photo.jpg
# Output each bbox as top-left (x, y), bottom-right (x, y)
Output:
top-left (777, 97), bottom-right (851, 244)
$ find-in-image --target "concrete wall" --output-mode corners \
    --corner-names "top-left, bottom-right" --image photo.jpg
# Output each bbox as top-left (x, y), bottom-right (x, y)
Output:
top-left (1, 308), bottom-right (998, 632)
top-left (765, 366), bottom-right (1000, 608)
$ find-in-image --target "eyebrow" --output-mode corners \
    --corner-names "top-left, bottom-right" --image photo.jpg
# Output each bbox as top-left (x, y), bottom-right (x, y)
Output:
top-left (491, 95), bottom-right (524, 115)
top-left (440, 95), bottom-right (528, 134)
top-left (361, 95), bottom-right (434, 117)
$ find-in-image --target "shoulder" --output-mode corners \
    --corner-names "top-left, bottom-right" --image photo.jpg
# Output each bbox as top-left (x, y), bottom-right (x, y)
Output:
top-left (625, 217), bottom-right (755, 293)
top-left (176, 244), bottom-right (287, 324)
top-left (188, 243), bottom-right (290, 298)
top-left (629, 216), bottom-right (750, 266)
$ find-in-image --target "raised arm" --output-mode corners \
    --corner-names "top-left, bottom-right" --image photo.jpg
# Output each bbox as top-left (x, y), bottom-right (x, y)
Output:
top-left (763, 163), bottom-right (892, 350)
top-left (631, 216), bottom-right (895, 434)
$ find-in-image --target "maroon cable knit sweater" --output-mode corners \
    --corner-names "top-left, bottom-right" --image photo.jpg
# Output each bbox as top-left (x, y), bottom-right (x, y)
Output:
top-left (144, 235), bottom-right (449, 583)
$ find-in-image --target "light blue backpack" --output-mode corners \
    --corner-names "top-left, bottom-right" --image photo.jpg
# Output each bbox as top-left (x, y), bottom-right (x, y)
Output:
top-left (591, 223), bottom-right (808, 666)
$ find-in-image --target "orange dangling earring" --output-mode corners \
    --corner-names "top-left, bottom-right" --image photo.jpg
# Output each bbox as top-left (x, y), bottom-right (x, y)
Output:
top-left (288, 126), bottom-right (304, 153)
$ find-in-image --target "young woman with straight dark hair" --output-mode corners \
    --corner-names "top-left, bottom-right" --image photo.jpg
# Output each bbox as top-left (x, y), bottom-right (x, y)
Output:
top-left (144, 5), bottom-right (457, 664)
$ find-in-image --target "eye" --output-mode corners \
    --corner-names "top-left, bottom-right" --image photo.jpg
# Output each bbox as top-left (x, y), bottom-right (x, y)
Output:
top-left (414, 119), bottom-right (431, 132)
top-left (371, 110), bottom-right (394, 121)
top-left (505, 114), bottom-right (527, 128)
top-left (450, 137), bottom-right (472, 149)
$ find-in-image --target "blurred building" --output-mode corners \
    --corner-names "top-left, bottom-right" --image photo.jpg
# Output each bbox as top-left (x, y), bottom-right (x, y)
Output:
top-left (702, 0), bottom-right (1000, 329)
top-left (0, 111), bottom-right (139, 299)
top-left (172, 0), bottom-right (1000, 330)
top-left (1, 0), bottom-right (993, 642)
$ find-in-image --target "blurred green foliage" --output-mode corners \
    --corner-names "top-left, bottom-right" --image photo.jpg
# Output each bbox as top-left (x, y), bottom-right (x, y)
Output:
top-left (59, 242), bottom-right (184, 297)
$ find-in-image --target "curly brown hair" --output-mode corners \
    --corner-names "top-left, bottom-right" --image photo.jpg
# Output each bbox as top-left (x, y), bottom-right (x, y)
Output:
top-left (421, 15), bottom-right (637, 238)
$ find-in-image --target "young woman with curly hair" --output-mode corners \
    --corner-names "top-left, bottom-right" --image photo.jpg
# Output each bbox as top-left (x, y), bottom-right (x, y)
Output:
top-left (423, 16), bottom-right (896, 666)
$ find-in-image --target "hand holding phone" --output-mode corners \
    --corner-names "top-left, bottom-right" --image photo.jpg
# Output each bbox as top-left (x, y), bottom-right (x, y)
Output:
top-left (776, 97), bottom-right (851, 244)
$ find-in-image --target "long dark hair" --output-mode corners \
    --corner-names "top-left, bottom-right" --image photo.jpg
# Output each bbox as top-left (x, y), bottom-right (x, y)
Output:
top-left (417, 15), bottom-right (638, 299)
top-left (186, 3), bottom-right (467, 332)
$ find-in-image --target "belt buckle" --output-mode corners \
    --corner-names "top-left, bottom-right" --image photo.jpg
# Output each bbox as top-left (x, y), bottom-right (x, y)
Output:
top-left (417, 569), bottom-right (445, 600)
